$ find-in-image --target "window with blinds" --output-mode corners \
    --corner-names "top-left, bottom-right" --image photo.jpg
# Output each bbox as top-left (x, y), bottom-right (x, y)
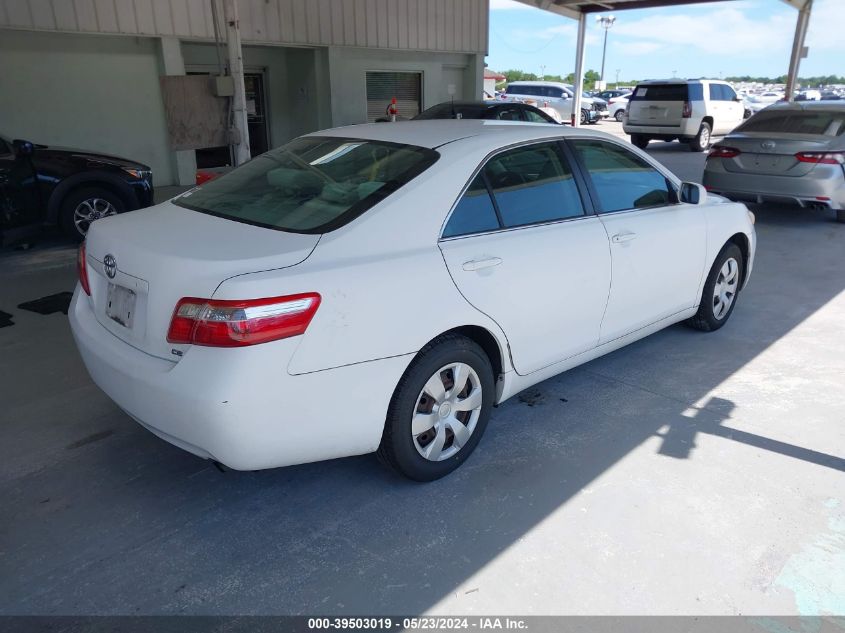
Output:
top-left (366, 71), bottom-right (422, 122)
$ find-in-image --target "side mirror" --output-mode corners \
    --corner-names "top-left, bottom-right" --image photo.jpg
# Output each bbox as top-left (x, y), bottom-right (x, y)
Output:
top-left (680, 182), bottom-right (707, 205)
top-left (12, 139), bottom-right (34, 157)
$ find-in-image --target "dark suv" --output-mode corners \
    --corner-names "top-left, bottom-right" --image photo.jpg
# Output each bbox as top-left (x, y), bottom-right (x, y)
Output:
top-left (0, 134), bottom-right (154, 244)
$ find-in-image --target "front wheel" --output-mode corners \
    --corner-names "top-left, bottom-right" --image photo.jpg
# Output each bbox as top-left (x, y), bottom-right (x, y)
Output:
top-left (689, 122), bottom-right (712, 152)
top-left (580, 109), bottom-right (588, 125)
top-left (59, 187), bottom-right (125, 241)
top-left (377, 334), bottom-right (495, 481)
top-left (687, 243), bottom-right (744, 332)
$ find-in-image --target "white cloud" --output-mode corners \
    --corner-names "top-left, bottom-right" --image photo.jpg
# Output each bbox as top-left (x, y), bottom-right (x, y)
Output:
top-left (489, 0), bottom-right (532, 10)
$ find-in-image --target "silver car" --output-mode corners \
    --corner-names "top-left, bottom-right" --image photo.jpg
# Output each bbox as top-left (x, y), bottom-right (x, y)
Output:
top-left (703, 102), bottom-right (845, 222)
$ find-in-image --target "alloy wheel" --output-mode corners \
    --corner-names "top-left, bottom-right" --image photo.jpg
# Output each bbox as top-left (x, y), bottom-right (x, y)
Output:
top-left (73, 198), bottom-right (118, 235)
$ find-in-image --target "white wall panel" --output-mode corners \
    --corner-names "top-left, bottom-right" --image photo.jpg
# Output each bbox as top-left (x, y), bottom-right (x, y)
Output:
top-left (1, 0), bottom-right (488, 53)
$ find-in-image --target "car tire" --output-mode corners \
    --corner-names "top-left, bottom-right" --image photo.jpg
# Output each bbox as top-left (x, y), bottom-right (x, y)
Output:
top-left (614, 110), bottom-right (625, 122)
top-left (580, 109), bottom-right (588, 125)
top-left (687, 242), bottom-right (744, 332)
top-left (59, 186), bottom-right (125, 242)
top-left (631, 134), bottom-right (650, 149)
top-left (377, 334), bottom-right (495, 481)
top-left (836, 209), bottom-right (845, 223)
top-left (689, 122), bottom-right (712, 152)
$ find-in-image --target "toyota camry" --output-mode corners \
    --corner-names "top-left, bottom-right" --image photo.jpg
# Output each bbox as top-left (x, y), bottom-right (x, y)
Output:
top-left (70, 120), bottom-right (756, 481)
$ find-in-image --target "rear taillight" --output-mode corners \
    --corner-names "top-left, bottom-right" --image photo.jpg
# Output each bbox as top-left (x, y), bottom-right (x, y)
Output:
top-left (708, 146), bottom-right (741, 159)
top-left (77, 242), bottom-right (91, 296)
top-left (795, 151), bottom-right (845, 165)
top-left (682, 101), bottom-right (692, 118)
top-left (167, 293), bottom-right (321, 347)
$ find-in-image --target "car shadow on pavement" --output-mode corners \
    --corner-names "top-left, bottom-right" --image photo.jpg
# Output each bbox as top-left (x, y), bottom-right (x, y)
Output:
top-left (1, 204), bottom-right (844, 616)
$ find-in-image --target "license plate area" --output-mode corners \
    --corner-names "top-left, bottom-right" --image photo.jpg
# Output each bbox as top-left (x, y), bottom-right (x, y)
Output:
top-left (106, 283), bottom-right (136, 329)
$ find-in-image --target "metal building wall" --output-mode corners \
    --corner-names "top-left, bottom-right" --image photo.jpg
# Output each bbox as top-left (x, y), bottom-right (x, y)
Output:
top-left (0, 0), bottom-right (489, 53)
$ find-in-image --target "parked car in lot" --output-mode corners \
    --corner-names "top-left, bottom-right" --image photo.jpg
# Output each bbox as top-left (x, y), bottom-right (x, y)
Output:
top-left (609, 96), bottom-right (630, 122)
top-left (704, 101), bottom-right (845, 222)
top-left (501, 81), bottom-right (602, 124)
top-left (413, 101), bottom-right (560, 124)
top-left (597, 89), bottom-right (632, 102)
top-left (623, 79), bottom-right (746, 151)
top-left (70, 121), bottom-right (755, 481)
top-left (0, 134), bottom-right (153, 244)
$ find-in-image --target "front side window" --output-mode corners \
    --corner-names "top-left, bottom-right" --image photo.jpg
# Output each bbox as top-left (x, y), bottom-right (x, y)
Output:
top-left (174, 137), bottom-right (438, 233)
top-left (484, 142), bottom-right (584, 228)
top-left (571, 140), bottom-right (674, 212)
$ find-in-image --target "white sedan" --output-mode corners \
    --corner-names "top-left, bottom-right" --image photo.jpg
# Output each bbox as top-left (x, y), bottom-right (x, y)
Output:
top-left (70, 121), bottom-right (756, 481)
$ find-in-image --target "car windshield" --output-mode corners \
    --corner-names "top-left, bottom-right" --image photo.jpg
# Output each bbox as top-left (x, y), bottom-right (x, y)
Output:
top-left (630, 84), bottom-right (695, 101)
top-left (173, 137), bottom-right (439, 233)
top-left (738, 111), bottom-right (845, 136)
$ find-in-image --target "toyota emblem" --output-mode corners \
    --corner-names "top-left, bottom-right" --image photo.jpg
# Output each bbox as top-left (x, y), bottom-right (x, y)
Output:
top-left (761, 140), bottom-right (776, 151)
top-left (103, 254), bottom-right (117, 279)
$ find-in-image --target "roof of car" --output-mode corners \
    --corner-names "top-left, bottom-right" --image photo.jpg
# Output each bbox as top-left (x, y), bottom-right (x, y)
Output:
top-left (308, 120), bottom-right (602, 150)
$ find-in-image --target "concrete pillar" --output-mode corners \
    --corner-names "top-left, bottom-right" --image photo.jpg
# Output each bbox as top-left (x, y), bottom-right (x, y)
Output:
top-left (159, 36), bottom-right (197, 186)
top-left (784, 0), bottom-right (813, 102)
top-left (571, 13), bottom-right (586, 127)
top-left (468, 54), bottom-right (485, 101)
top-left (222, 0), bottom-right (251, 165)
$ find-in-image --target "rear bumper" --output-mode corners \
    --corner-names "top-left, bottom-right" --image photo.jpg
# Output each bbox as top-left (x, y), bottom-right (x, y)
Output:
top-left (69, 287), bottom-right (411, 470)
top-left (703, 162), bottom-right (845, 210)
top-left (623, 121), bottom-right (697, 138)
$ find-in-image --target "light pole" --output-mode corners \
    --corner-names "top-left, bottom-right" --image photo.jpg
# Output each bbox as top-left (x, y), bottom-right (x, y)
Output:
top-left (596, 15), bottom-right (616, 88)
top-left (540, 64), bottom-right (546, 81)
top-left (615, 68), bottom-right (621, 89)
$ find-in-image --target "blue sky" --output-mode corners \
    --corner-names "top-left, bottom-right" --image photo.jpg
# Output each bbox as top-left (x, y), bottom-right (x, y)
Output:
top-left (487, 0), bottom-right (843, 81)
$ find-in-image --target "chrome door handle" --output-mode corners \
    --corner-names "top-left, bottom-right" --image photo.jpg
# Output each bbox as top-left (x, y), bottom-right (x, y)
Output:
top-left (462, 257), bottom-right (503, 271)
top-left (611, 232), bottom-right (637, 243)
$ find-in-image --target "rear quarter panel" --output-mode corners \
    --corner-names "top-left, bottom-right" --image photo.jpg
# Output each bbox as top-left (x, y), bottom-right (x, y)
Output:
top-left (212, 147), bottom-right (514, 377)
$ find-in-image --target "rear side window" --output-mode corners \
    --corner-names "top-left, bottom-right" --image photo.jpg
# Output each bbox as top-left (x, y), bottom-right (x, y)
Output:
top-left (174, 137), bottom-right (438, 234)
top-left (571, 140), bottom-right (674, 212)
top-left (442, 175), bottom-right (500, 238)
top-left (738, 111), bottom-right (845, 136)
top-left (630, 84), bottom-right (688, 101)
top-left (485, 143), bottom-right (584, 228)
top-left (494, 106), bottom-right (524, 121)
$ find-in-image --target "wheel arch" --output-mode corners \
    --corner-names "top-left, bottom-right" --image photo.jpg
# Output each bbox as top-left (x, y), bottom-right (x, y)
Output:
top-left (701, 115), bottom-right (714, 129)
top-left (46, 171), bottom-right (138, 224)
top-left (727, 231), bottom-right (750, 287)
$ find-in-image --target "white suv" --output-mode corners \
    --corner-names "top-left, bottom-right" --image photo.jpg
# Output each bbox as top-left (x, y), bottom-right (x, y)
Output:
top-left (623, 79), bottom-right (745, 151)
top-left (502, 81), bottom-right (604, 125)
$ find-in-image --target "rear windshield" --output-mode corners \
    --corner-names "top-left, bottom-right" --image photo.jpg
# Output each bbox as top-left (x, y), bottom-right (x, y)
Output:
top-left (630, 83), bottom-right (702, 101)
top-left (737, 111), bottom-right (845, 136)
top-left (414, 103), bottom-right (488, 120)
top-left (173, 137), bottom-right (439, 233)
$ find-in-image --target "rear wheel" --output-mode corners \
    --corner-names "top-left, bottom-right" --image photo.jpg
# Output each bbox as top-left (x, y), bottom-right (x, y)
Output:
top-left (689, 122), bottom-right (712, 152)
top-left (59, 186), bottom-right (125, 241)
top-left (377, 334), bottom-right (494, 481)
top-left (614, 109), bottom-right (625, 122)
top-left (687, 243), bottom-right (744, 332)
top-left (631, 134), bottom-right (650, 149)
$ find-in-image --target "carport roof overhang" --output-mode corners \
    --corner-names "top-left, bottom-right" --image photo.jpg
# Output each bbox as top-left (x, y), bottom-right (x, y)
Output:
top-left (514, 0), bottom-right (810, 20)
top-left (512, 0), bottom-right (815, 126)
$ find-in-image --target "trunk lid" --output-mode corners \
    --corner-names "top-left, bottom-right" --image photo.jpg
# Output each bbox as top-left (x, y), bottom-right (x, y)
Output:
top-left (84, 201), bottom-right (320, 360)
top-left (718, 133), bottom-right (835, 176)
